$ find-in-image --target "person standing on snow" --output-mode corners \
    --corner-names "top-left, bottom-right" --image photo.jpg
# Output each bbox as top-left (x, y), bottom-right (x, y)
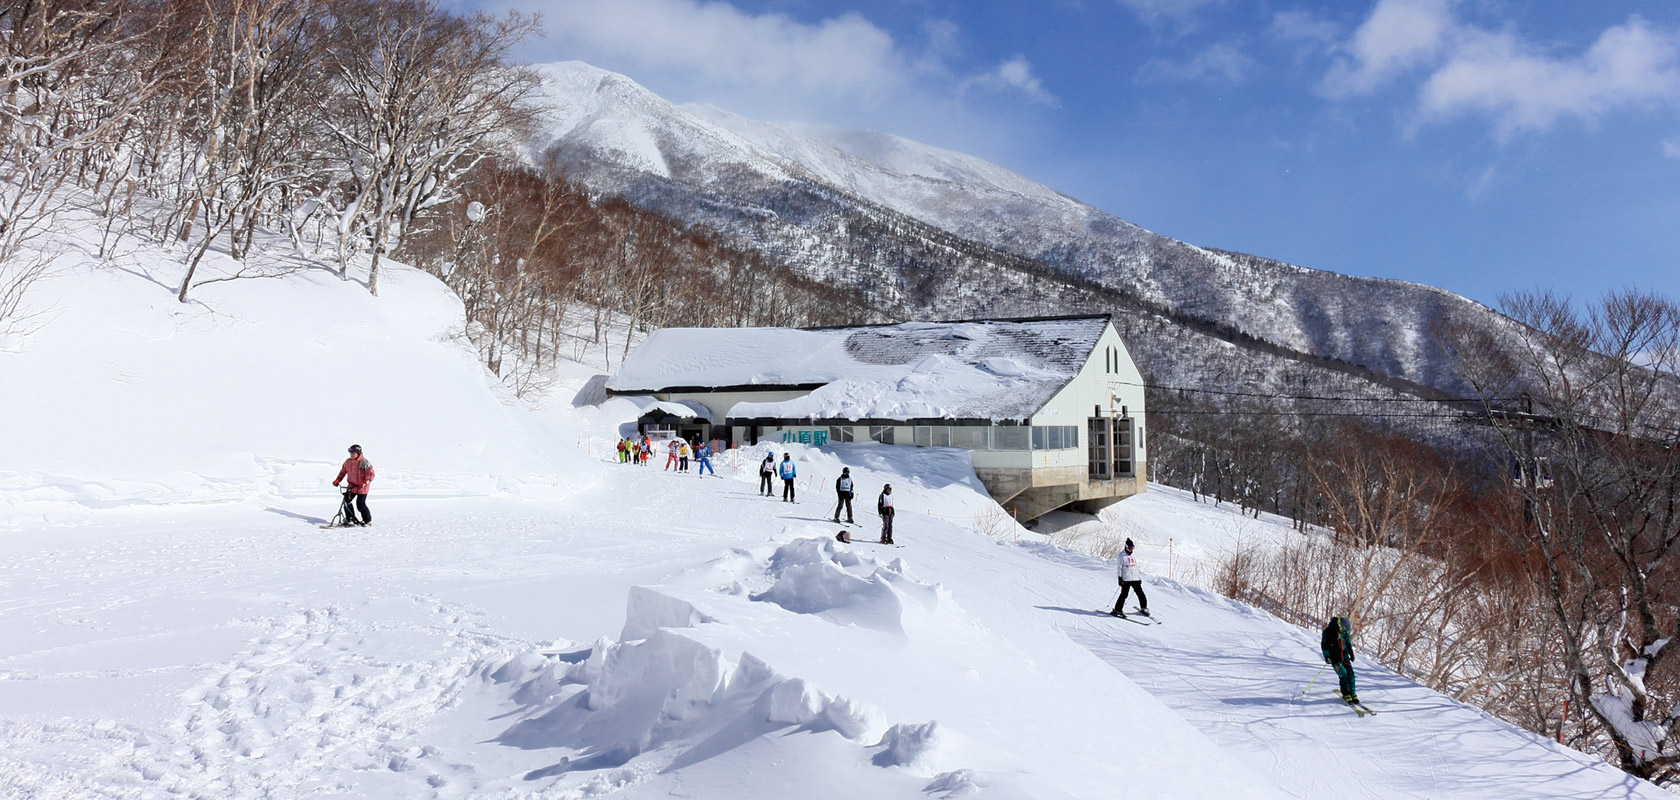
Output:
top-left (1109, 538), bottom-right (1148, 618)
top-left (779, 453), bottom-right (798, 502)
top-left (877, 484), bottom-right (895, 544)
top-left (759, 453), bottom-right (776, 496)
top-left (832, 467), bottom-right (855, 523)
top-left (696, 442), bottom-right (716, 476)
top-left (679, 440), bottom-right (693, 472)
top-left (665, 439), bottom-right (681, 471)
top-left (1322, 616), bottom-right (1359, 703)
top-left (332, 444), bottom-right (376, 526)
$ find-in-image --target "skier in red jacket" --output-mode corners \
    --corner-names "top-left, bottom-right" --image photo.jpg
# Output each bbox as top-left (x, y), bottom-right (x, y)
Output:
top-left (332, 444), bottom-right (376, 525)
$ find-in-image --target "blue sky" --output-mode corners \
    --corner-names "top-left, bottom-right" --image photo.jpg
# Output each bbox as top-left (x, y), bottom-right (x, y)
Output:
top-left (476, 0), bottom-right (1680, 309)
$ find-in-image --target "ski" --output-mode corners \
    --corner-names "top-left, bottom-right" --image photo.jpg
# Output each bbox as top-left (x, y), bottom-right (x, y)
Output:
top-left (1099, 611), bottom-right (1151, 624)
top-left (1335, 694), bottom-right (1375, 716)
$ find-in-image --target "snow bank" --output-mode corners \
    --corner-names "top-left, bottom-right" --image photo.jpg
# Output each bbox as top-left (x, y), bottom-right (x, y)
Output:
top-left (0, 231), bottom-right (595, 510)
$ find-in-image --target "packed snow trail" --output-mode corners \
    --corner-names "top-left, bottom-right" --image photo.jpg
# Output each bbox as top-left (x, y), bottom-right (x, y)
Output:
top-left (0, 448), bottom-right (1664, 798)
top-left (1052, 573), bottom-right (1660, 799)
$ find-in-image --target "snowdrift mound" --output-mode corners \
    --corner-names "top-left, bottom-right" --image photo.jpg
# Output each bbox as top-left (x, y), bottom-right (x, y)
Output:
top-left (480, 534), bottom-right (974, 795)
top-left (0, 231), bottom-right (593, 510)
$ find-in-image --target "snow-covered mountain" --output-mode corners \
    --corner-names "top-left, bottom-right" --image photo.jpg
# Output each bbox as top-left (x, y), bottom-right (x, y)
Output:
top-left (531, 61), bottom-right (1523, 401)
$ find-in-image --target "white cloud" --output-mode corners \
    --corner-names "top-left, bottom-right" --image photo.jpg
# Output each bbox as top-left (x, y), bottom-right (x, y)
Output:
top-left (1465, 164), bottom-right (1496, 201)
top-left (1113, 0), bottom-right (1226, 29)
top-left (1320, 0), bottom-right (1454, 99)
top-left (1270, 9), bottom-right (1340, 47)
top-left (513, 0), bottom-right (909, 105)
top-left (1137, 42), bottom-right (1252, 84)
top-left (485, 0), bottom-right (1059, 160)
top-left (1419, 18), bottom-right (1680, 138)
top-left (1663, 137), bottom-right (1680, 159)
top-left (1318, 3), bottom-right (1680, 139)
top-left (964, 55), bottom-right (1058, 106)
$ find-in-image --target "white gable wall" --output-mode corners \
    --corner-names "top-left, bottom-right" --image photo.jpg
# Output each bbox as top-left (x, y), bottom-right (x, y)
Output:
top-left (1030, 323), bottom-right (1147, 475)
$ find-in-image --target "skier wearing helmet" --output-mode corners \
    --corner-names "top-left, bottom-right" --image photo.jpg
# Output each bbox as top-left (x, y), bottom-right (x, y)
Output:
top-left (331, 444), bottom-right (376, 525)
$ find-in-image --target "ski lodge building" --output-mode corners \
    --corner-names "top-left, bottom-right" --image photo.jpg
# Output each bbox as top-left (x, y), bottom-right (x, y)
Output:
top-left (604, 314), bottom-right (1146, 520)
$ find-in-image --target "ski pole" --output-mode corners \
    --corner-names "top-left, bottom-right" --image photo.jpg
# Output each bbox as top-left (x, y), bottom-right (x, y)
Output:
top-left (1300, 663), bottom-right (1329, 697)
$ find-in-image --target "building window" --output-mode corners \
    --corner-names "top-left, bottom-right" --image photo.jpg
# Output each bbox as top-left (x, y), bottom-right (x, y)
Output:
top-left (1113, 417), bottom-right (1133, 475)
top-left (869, 426), bottom-right (895, 445)
top-left (993, 426), bottom-right (1029, 451)
top-left (952, 426), bottom-right (990, 450)
top-left (914, 426), bottom-right (951, 447)
top-left (1030, 425), bottom-right (1079, 450)
top-left (1088, 417), bottom-right (1112, 480)
top-left (829, 425), bottom-right (855, 443)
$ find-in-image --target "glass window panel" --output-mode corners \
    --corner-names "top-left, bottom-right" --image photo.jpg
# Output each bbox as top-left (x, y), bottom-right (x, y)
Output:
top-left (932, 426), bottom-right (950, 447)
top-left (870, 426), bottom-right (895, 445)
top-left (994, 427), bottom-right (1028, 450)
top-left (1031, 426), bottom-right (1046, 450)
top-left (953, 427), bottom-right (989, 450)
top-left (914, 426), bottom-right (931, 447)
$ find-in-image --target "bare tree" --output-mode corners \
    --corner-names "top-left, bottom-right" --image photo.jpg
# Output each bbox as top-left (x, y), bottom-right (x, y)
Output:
top-left (170, 0), bottom-right (327, 302)
top-left (0, 0), bottom-right (147, 329)
top-left (1463, 290), bottom-right (1680, 783)
top-left (321, 0), bottom-right (540, 295)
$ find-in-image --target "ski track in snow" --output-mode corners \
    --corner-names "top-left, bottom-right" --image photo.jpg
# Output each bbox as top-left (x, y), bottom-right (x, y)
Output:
top-left (3, 448), bottom-right (1670, 799)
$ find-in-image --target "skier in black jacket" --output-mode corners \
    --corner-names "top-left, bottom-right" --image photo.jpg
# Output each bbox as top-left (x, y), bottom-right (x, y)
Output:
top-left (758, 453), bottom-right (776, 496)
top-left (833, 467), bottom-right (855, 523)
top-left (1321, 616), bottom-right (1358, 703)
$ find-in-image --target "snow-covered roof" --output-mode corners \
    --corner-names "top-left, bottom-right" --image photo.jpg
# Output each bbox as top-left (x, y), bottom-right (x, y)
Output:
top-left (606, 315), bottom-right (1113, 422)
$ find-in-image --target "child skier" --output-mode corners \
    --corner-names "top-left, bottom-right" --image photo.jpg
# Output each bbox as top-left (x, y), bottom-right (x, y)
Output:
top-left (759, 453), bottom-right (776, 495)
top-left (779, 453), bottom-right (798, 502)
top-left (1109, 538), bottom-right (1148, 617)
top-left (695, 442), bottom-right (715, 476)
top-left (1322, 616), bottom-right (1358, 703)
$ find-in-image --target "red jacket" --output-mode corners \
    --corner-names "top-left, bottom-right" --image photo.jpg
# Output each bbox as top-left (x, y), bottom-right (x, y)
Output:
top-left (335, 456), bottom-right (375, 494)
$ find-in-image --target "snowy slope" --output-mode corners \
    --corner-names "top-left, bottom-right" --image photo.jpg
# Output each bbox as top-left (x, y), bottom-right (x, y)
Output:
top-left (0, 217), bottom-right (1663, 797)
top-left (2, 453), bottom-right (1661, 798)
top-left (0, 231), bottom-right (593, 511)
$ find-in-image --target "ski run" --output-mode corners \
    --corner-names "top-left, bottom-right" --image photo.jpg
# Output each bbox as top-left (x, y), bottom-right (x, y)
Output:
top-left (1, 240), bottom-right (1670, 798)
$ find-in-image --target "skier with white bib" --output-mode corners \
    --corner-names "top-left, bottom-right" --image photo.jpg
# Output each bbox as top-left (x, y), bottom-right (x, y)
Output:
top-left (1109, 538), bottom-right (1148, 618)
top-left (779, 453), bottom-right (798, 502)
top-left (832, 467), bottom-right (855, 523)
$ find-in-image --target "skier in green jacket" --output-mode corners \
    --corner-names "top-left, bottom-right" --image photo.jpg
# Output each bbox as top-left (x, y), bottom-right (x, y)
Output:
top-left (1321, 615), bottom-right (1358, 703)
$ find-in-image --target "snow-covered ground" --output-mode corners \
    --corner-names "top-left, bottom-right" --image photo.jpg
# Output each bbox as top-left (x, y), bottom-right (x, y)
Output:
top-left (1, 240), bottom-right (1668, 797)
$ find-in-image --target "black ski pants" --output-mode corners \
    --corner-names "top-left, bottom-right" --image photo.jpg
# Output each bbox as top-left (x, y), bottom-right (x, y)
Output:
top-left (343, 490), bottom-right (371, 525)
top-left (782, 477), bottom-right (796, 501)
top-left (833, 493), bottom-right (853, 522)
top-left (1113, 579), bottom-right (1146, 614)
top-left (880, 509), bottom-right (894, 543)
top-left (759, 473), bottom-right (773, 495)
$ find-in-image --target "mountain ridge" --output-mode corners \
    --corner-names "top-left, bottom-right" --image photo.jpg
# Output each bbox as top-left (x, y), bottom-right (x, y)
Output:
top-left (529, 60), bottom-right (1524, 403)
